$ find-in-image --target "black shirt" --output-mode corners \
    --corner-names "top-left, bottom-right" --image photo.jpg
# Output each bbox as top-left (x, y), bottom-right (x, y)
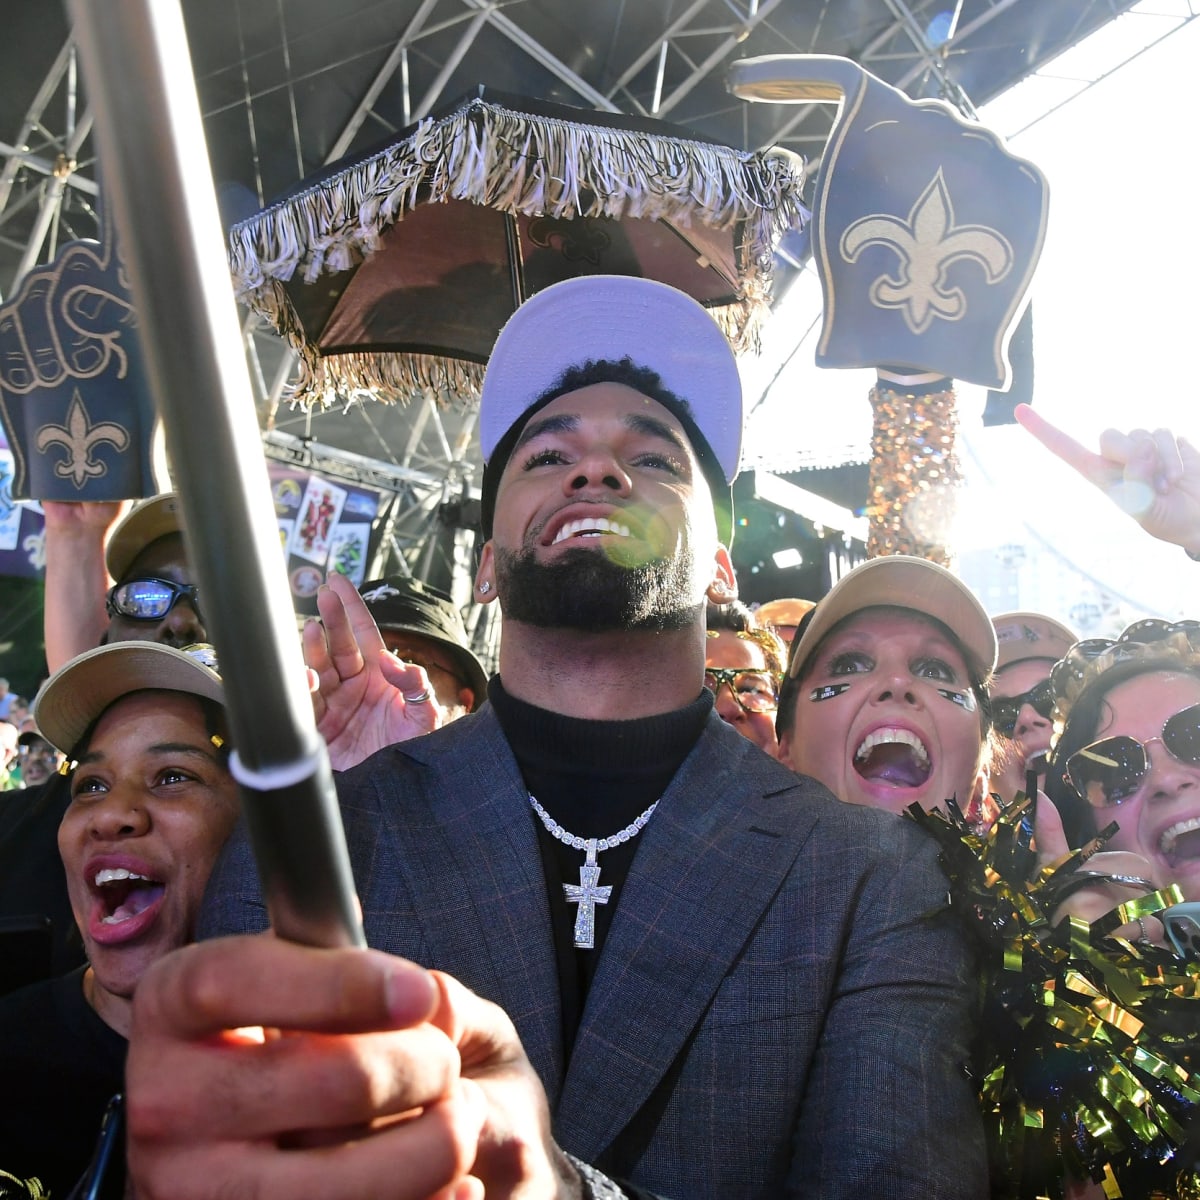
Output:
top-left (488, 677), bottom-right (712, 1054)
top-left (0, 967), bottom-right (126, 1197)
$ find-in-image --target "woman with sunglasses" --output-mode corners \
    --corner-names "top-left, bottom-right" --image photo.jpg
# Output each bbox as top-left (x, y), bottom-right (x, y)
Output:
top-left (704, 600), bottom-right (786, 756)
top-left (1046, 620), bottom-right (1200, 910)
top-left (988, 611), bottom-right (1077, 807)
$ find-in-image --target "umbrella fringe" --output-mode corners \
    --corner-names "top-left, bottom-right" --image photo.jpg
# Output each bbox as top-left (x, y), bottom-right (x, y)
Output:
top-left (231, 95), bottom-right (806, 405)
top-left (291, 347), bottom-right (488, 411)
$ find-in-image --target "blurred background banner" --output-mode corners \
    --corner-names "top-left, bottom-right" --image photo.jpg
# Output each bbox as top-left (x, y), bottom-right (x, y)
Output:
top-left (0, 209), bottom-right (167, 502)
top-left (268, 459), bottom-right (381, 614)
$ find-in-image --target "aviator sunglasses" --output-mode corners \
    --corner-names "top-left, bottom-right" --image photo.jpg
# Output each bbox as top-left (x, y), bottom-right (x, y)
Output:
top-left (106, 577), bottom-right (202, 622)
top-left (703, 668), bottom-right (780, 714)
top-left (992, 679), bottom-right (1055, 738)
top-left (1065, 702), bottom-right (1200, 808)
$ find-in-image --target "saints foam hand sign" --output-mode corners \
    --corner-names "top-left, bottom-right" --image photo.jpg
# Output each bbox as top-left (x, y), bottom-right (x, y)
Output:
top-left (729, 55), bottom-right (1048, 390)
top-left (0, 205), bottom-right (167, 500)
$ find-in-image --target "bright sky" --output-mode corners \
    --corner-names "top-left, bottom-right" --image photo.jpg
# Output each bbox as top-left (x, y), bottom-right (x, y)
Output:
top-left (742, 1), bottom-right (1200, 623)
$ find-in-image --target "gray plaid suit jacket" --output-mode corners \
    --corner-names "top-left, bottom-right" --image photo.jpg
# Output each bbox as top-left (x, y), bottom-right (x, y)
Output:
top-left (201, 706), bottom-right (987, 1198)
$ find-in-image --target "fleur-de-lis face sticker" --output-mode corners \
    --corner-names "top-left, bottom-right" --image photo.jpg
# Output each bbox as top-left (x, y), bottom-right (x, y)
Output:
top-left (34, 392), bottom-right (130, 489)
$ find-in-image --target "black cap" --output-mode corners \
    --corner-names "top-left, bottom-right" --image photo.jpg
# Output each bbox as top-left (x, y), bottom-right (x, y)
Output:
top-left (358, 578), bottom-right (488, 709)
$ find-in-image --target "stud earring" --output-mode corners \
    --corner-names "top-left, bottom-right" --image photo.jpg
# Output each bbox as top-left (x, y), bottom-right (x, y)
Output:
top-left (478, 580), bottom-right (492, 595)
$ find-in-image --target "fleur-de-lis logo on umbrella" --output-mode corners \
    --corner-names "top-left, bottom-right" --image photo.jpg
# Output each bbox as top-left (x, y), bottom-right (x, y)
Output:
top-left (527, 216), bottom-right (612, 266)
top-left (34, 392), bottom-right (130, 488)
top-left (839, 169), bottom-right (1013, 334)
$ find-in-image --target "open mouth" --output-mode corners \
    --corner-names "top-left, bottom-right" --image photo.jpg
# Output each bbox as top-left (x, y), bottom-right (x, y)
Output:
top-left (551, 516), bottom-right (631, 546)
top-left (93, 866), bottom-right (165, 926)
top-left (853, 728), bottom-right (932, 789)
top-left (1160, 817), bottom-right (1200, 871)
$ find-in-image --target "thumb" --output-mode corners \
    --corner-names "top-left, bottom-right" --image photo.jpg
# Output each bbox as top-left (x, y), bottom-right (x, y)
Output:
top-left (1032, 789), bottom-right (1070, 865)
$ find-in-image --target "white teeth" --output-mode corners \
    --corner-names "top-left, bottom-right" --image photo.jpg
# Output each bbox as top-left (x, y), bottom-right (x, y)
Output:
top-left (94, 867), bottom-right (152, 887)
top-left (854, 728), bottom-right (930, 766)
top-left (552, 516), bottom-right (631, 546)
top-left (1160, 816), bottom-right (1200, 855)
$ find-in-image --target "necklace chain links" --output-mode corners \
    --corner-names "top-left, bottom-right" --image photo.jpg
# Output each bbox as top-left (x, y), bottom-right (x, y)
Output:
top-left (527, 794), bottom-right (658, 852)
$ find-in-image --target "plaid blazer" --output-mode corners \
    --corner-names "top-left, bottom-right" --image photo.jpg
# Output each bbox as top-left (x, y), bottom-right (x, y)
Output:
top-left (202, 706), bottom-right (987, 1198)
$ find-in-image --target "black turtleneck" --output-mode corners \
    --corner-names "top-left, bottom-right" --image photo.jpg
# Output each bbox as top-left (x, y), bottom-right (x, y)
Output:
top-left (488, 677), bottom-right (712, 1054)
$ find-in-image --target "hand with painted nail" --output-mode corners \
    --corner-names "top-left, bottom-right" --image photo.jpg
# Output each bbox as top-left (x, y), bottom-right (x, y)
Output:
top-left (1016, 405), bottom-right (1200, 555)
top-left (304, 571), bottom-right (447, 770)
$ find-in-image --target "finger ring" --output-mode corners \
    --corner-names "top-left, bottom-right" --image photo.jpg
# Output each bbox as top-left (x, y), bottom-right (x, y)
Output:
top-left (404, 689), bottom-right (431, 704)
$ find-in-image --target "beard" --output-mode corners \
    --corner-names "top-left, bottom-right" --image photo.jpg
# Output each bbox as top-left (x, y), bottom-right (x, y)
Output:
top-left (494, 543), bottom-right (701, 632)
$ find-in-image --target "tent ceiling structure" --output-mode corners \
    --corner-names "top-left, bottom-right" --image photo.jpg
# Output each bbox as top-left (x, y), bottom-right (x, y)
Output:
top-left (0, 0), bottom-right (1147, 585)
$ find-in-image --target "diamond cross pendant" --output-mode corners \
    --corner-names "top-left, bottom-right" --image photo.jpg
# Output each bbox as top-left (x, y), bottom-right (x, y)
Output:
top-left (563, 838), bottom-right (613, 949)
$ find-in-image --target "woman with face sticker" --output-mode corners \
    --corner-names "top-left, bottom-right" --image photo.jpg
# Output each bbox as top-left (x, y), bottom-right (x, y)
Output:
top-left (0, 642), bottom-right (238, 1199)
top-left (775, 556), bottom-right (998, 826)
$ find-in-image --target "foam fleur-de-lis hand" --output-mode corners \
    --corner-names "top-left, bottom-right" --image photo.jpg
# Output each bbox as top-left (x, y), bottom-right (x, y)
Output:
top-left (840, 169), bottom-right (1013, 333)
top-left (34, 393), bottom-right (129, 488)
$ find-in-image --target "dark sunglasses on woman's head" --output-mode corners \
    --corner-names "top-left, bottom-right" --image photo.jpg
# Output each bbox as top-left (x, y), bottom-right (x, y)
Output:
top-left (992, 678), bottom-right (1055, 738)
top-left (106, 577), bottom-right (201, 622)
top-left (1065, 702), bottom-right (1200, 808)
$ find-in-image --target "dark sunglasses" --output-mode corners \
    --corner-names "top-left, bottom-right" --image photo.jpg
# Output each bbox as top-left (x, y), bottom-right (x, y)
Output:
top-left (106, 577), bottom-right (202, 622)
top-left (1065, 702), bottom-right (1200, 808)
top-left (992, 679), bottom-right (1055, 738)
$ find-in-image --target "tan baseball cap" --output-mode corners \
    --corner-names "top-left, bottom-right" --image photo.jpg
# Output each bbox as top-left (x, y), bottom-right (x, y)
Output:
top-left (105, 493), bottom-right (186, 582)
top-left (34, 641), bottom-right (223, 756)
top-left (991, 612), bottom-right (1077, 672)
top-left (788, 556), bottom-right (997, 683)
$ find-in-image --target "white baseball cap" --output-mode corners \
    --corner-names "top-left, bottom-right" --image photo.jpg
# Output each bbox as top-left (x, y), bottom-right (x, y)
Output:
top-left (479, 275), bottom-right (744, 483)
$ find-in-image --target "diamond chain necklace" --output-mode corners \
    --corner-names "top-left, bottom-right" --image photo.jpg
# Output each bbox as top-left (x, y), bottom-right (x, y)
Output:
top-left (528, 793), bottom-right (658, 949)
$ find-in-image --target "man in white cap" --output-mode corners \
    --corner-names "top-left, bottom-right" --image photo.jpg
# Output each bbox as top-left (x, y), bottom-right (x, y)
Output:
top-left (989, 611), bottom-right (1077, 805)
top-left (125, 277), bottom-right (985, 1199)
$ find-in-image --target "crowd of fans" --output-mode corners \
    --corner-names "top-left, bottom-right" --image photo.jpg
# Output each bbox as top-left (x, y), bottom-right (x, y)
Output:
top-left (0, 273), bottom-right (1197, 1198)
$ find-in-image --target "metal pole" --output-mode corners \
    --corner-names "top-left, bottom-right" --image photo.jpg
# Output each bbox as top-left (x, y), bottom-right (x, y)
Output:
top-left (67, 0), bottom-right (363, 950)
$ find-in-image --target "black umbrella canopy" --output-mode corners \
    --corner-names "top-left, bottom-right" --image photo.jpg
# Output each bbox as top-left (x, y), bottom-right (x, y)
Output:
top-left (228, 87), bottom-right (807, 408)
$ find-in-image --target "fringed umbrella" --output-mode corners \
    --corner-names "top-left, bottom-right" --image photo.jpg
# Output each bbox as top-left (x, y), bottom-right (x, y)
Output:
top-left (227, 86), bottom-right (806, 409)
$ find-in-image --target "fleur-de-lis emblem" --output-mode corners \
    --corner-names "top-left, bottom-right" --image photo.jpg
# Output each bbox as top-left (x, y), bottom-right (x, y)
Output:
top-left (34, 392), bottom-right (129, 488)
top-left (22, 528), bottom-right (46, 571)
top-left (839, 169), bottom-right (1013, 334)
top-left (527, 216), bottom-right (612, 266)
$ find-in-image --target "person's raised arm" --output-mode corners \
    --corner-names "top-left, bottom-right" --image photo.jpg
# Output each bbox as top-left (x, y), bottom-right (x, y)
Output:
top-left (304, 571), bottom-right (446, 769)
top-left (1016, 405), bottom-right (1200, 556)
top-left (42, 500), bottom-right (128, 671)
